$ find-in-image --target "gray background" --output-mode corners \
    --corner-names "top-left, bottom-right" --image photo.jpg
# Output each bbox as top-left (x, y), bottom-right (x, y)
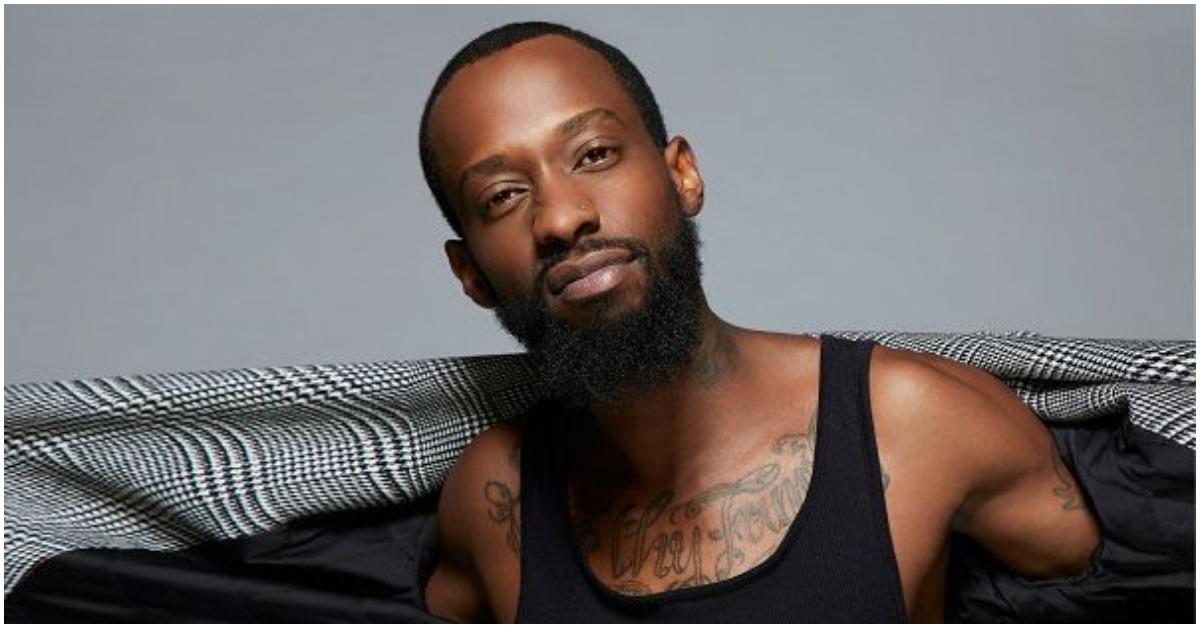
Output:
top-left (6, 5), bottom-right (1195, 385)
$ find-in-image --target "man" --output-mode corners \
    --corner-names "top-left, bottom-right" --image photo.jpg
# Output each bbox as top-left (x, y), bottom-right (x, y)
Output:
top-left (419, 21), bottom-right (1102, 622)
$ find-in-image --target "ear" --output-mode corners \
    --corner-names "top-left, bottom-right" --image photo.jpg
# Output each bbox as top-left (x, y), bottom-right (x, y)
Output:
top-left (444, 239), bottom-right (500, 309)
top-left (662, 136), bottom-right (705, 217)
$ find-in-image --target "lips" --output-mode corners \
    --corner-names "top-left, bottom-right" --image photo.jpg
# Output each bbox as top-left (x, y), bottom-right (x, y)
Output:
top-left (545, 248), bottom-right (635, 296)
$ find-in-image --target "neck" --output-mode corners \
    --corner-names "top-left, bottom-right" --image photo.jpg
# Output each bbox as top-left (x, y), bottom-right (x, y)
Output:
top-left (571, 302), bottom-right (761, 494)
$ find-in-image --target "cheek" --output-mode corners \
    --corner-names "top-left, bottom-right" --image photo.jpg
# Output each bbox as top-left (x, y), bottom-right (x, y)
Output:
top-left (470, 233), bottom-right (538, 300)
top-left (588, 160), bottom-right (678, 235)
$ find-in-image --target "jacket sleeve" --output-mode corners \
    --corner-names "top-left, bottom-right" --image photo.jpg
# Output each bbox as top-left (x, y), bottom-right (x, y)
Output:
top-left (6, 497), bottom-right (447, 622)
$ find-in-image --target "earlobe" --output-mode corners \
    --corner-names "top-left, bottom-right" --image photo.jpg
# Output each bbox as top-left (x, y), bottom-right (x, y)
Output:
top-left (444, 239), bottom-right (499, 309)
top-left (663, 136), bottom-right (706, 217)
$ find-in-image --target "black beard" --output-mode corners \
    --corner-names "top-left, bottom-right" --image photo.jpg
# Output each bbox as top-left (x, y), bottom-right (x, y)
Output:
top-left (492, 215), bottom-right (704, 410)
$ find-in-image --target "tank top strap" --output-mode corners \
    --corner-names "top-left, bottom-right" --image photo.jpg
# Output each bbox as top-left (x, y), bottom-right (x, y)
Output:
top-left (815, 333), bottom-right (885, 491)
top-left (516, 400), bottom-right (580, 614)
top-left (804, 333), bottom-right (906, 617)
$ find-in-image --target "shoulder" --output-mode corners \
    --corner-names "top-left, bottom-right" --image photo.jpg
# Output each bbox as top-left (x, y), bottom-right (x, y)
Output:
top-left (866, 342), bottom-right (1102, 579)
top-left (428, 421), bottom-right (525, 621)
top-left (868, 341), bottom-right (1022, 412)
top-left (868, 341), bottom-right (1043, 437)
top-left (437, 421), bottom-right (525, 562)
top-left (453, 421), bottom-right (525, 482)
top-left (866, 343), bottom-right (1051, 497)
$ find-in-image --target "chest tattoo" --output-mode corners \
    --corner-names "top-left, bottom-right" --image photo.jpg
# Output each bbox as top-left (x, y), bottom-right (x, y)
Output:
top-left (570, 409), bottom-right (819, 595)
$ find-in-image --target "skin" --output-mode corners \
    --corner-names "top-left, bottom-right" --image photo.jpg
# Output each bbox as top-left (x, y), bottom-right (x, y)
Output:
top-left (422, 34), bottom-right (1102, 623)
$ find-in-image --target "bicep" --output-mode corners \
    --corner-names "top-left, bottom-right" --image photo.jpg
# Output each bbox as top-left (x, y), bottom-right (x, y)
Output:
top-left (425, 424), bottom-right (524, 622)
top-left (425, 551), bottom-right (492, 622)
top-left (425, 465), bottom-right (493, 622)
top-left (882, 348), bottom-right (1102, 580)
top-left (948, 386), bottom-right (1102, 580)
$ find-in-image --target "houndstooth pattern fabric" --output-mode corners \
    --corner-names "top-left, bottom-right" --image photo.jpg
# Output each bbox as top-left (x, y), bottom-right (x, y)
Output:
top-left (4, 330), bottom-right (1194, 594)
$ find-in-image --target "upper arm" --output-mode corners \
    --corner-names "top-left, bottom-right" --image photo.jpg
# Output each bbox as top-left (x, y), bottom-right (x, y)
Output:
top-left (878, 348), bottom-right (1103, 580)
top-left (425, 423), bottom-right (524, 622)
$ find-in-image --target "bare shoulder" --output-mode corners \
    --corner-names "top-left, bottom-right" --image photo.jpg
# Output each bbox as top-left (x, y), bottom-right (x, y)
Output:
top-left (867, 343), bottom-right (1101, 579)
top-left (870, 342), bottom-right (1030, 414)
top-left (867, 343), bottom-right (1051, 487)
top-left (437, 421), bottom-right (524, 560)
top-left (426, 422), bottom-right (524, 622)
top-left (452, 421), bottom-right (525, 486)
top-left (868, 343), bottom-right (1048, 460)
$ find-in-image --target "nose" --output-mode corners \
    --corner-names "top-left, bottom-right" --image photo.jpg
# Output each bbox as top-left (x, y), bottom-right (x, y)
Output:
top-left (531, 178), bottom-right (599, 254)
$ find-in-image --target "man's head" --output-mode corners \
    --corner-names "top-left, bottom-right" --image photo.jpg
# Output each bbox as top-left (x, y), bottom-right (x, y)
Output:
top-left (419, 21), bottom-right (669, 239)
top-left (420, 22), bottom-right (709, 408)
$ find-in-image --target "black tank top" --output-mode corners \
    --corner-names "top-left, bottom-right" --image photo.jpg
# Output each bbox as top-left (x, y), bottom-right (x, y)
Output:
top-left (515, 334), bottom-right (908, 622)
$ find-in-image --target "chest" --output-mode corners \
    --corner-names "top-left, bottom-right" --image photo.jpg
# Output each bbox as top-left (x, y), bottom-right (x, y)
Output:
top-left (566, 431), bottom-right (820, 596)
top-left (558, 434), bottom-right (958, 620)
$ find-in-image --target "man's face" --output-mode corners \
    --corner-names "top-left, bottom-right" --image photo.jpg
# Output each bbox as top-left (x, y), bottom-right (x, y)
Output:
top-left (427, 35), bottom-right (707, 407)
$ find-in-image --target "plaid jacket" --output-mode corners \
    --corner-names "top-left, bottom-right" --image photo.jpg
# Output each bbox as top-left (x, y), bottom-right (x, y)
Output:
top-left (5, 330), bottom-right (1195, 619)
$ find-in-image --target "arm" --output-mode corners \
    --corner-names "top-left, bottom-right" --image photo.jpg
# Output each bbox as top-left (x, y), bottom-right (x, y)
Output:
top-left (424, 423), bottom-right (524, 622)
top-left (882, 349), bottom-right (1103, 580)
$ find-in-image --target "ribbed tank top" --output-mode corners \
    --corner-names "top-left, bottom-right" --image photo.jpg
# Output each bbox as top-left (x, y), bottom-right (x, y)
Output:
top-left (514, 334), bottom-right (908, 622)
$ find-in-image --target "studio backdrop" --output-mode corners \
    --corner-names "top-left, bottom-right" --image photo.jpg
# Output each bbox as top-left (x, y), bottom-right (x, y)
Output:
top-left (5, 5), bottom-right (1194, 385)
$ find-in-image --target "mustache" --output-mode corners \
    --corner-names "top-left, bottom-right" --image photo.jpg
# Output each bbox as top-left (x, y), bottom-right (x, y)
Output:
top-left (535, 237), bottom-right (650, 294)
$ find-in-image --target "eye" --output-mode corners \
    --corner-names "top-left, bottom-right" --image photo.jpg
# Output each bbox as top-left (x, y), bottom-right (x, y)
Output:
top-left (477, 188), bottom-right (525, 216)
top-left (577, 145), bottom-right (617, 169)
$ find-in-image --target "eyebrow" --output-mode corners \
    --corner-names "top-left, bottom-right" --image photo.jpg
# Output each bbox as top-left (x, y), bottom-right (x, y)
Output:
top-left (555, 106), bottom-right (624, 139)
top-left (457, 107), bottom-right (626, 194)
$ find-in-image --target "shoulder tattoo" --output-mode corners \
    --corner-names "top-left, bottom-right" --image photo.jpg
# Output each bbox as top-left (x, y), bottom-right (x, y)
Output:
top-left (483, 440), bottom-right (523, 556)
top-left (484, 480), bottom-right (521, 555)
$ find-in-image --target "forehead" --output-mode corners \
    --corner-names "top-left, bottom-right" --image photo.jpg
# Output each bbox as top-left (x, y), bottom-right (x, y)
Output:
top-left (427, 35), bottom-right (646, 182)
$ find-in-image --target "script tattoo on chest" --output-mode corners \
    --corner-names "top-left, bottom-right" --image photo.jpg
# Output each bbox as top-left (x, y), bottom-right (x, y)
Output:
top-left (569, 409), bottom-right (820, 595)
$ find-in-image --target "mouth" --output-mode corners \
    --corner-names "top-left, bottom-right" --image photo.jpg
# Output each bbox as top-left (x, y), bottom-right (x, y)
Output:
top-left (545, 248), bottom-right (638, 301)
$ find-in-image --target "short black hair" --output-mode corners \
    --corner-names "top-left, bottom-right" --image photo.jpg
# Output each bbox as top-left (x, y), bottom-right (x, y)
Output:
top-left (418, 21), bottom-right (669, 238)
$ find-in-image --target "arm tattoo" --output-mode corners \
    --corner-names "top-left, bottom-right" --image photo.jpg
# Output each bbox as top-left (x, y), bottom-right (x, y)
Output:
top-left (881, 469), bottom-right (890, 493)
top-left (484, 480), bottom-right (521, 555)
top-left (1050, 442), bottom-right (1085, 510)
